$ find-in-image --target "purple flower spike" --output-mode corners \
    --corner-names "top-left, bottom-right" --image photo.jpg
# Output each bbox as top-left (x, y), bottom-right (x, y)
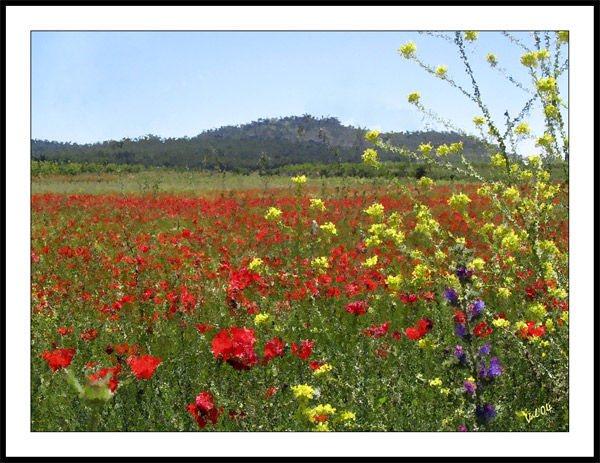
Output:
top-left (455, 323), bottom-right (466, 338)
top-left (443, 287), bottom-right (458, 303)
top-left (488, 357), bottom-right (503, 377)
top-left (478, 342), bottom-right (491, 357)
top-left (475, 403), bottom-right (496, 420)
top-left (464, 380), bottom-right (477, 394)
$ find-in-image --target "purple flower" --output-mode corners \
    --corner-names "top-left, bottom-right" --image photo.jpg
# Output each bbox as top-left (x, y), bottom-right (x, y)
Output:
top-left (455, 323), bottom-right (466, 338)
top-left (453, 345), bottom-right (468, 364)
top-left (479, 356), bottom-right (503, 378)
top-left (468, 300), bottom-right (485, 320)
top-left (464, 380), bottom-right (477, 394)
top-left (479, 361), bottom-right (488, 378)
top-left (475, 403), bottom-right (496, 420)
top-left (488, 357), bottom-right (503, 377)
top-left (478, 342), bottom-right (491, 357)
top-left (458, 425), bottom-right (467, 432)
top-left (443, 286), bottom-right (458, 303)
top-left (456, 266), bottom-right (474, 281)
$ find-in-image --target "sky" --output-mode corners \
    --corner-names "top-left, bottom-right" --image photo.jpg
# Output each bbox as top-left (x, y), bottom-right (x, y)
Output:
top-left (32, 30), bottom-right (567, 153)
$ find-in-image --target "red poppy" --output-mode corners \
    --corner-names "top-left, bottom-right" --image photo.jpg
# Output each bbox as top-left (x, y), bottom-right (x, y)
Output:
top-left (186, 391), bottom-right (222, 428)
top-left (263, 337), bottom-right (285, 364)
top-left (127, 355), bottom-right (163, 380)
top-left (473, 321), bottom-right (493, 338)
top-left (291, 339), bottom-right (315, 361)
top-left (41, 347), bottom-right (76, 371)
top-left (211, 326), bottom-right (258, 370)
top-left (344, 300), bottom-right (368, 316)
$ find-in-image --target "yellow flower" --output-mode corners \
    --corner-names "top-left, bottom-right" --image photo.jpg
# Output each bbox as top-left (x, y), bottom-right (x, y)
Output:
top-left (473, 116), bottom-right (486, 126)
top-left (362, 255), bottom-right (378, 268)
top-left (418, 143), bottom-right (433, 156)
top-left (536, 49), bottom-right (550, 61)
top-left (254, 313), bottom-right (271, 325)
top-left (486, 54), bottom-right (498, 66)
top-left (399, 40), bottom-right (417, 58)
top-left (307, 404), bottom-right (336, 422)
top-left (411, 264), bottom-right (430, 283)
top-left (514, 122), bottom-right (531, 135)
top-left (560, 311), bottom-right (568, 324)
top-left (386, 274), bottom-right (403, 291)
top-left (536, 77), bottom-right (557, 93)
top-left (248, 257), bottom-right (264, 272)
top-left (339, 411), bottom-right (356, 421)
top-left (265, 207), bottom-right (282, 222)
top-left (435, 65), bottom-right (448, 77)
top-left (291, 384), bottom-right (315, 401)
top-left (447, 193), bottom-right (472, 210)
top-left (320, 222), bottom-right (337, 236)
top-left (557, 31), bottom-right (569, 43)
top-left (311, 256), bottom-right (329, 272)
top-left (464, 31), bottom-right (478, 41)
top-left (309, 198), bottom-right (326, 211)
top-left (364, 235), bottom-right (381, 248)
top-left (362, 148), bottom-right (380, 168)
top-left (497, 287), bottom-right (511, 298)
top-left (365, 130), bottom-right (380, 143)
top-left (436, 144), bottom-right (451, 157)
top-left (520, 52), bottom-right (538, 68)
top-left (408, 92), bottom-right (420, 104)
top-left (314, 363), bottom-right (333, 377)
top-left (501, 230), bottom-right (521, 252)
top-left (491, 153), bottom-right (507, 168)
top-left (502, 187), bottom-right (520, 203)
top-left (527, 303), bottom-right (547, 322)
top-left (364, 202), bottom-right (385, 218)
top-left (429, 377), bottom-right (442, 387)
top-left (440, 388), bottom-right (451, 396)
top-left (291, 175), bottom-right (307, 186)
top-left (469, 257), bottom-right (485, 271)
top-left (545, 318), bottom-right (555, 332)
top-left (492, 318), bottom-right (510, 329)
top-left (418, 176), bottom-right (434, 188)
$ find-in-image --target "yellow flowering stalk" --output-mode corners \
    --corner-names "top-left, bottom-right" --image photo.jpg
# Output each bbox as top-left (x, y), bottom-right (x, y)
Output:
top-left (361, 148), bottom-right (380, 168)
top-left (248, 257), bottom-right (264, 273)
top-left (417, 176), bottom-right (434, 188)
top-left (309, 198), bottom-right (326, 211)
top-left (311, 256), bottom-right (329, 273)
top-left (386, 274), bottom-right (403, 291)
top-left (313, 363), bottom-right (333, 377)
top-left (429, 377), bottom-right (442, 387)
top-left (254, 313), bottom-right (271, 325)
top-left (514, 122), bottom-right (531, 135)
top-left (362, 255), bottom-right (378, 268)
top-left (365, 130), bottom-right (380, 143)
top-left (399, 40), bottom-right (417, 58)
top-left (291, 175), bottom-right (307, 186)
top-left (408, 92), bottom-right (420, 104)
top-left (265, 207), bottom-right (283, 222)
top-left (291, 384), bottom-right (315, 401)
top-left (364, 202), bottom-right (385, 218)
top-left (464, 31), bottom-right (478, 41)
top-left (320, 222), bottom-right (337, 236)
top-left (447, 193), bottom-right (472, 210)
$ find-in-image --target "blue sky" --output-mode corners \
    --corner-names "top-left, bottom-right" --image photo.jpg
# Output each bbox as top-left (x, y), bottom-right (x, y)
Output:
top-left (32, 31), bottom-right (567, 152)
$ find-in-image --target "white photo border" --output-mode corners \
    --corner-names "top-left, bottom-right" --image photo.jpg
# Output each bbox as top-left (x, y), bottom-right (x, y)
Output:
top-left (5, 4), bottom-right (596, 458)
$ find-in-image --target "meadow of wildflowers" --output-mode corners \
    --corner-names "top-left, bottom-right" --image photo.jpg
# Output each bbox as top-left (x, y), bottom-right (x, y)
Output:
top-left (31, 31), bottom-right (569, 432)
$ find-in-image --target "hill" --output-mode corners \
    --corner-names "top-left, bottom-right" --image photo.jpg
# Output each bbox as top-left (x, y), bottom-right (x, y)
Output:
top-left (31, 115), bottom-right (493, 170)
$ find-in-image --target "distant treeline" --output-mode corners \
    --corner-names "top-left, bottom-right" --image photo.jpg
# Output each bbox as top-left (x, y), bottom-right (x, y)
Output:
top-left (32, 115), bottom-right (495, 170)
top-left (32, 159), bottom-right (567, 182)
